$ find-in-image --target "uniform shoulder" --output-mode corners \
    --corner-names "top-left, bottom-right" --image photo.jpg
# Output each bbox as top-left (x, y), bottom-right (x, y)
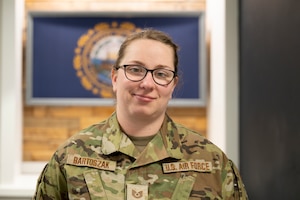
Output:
top-left (174, 122), bottom-right (227, 160)
top-left (175, 122), bottom-right (206, 140)
top-left (54, 120), bottom-right (110, 162)
top-left (63, 121), bottom-right (106, 146)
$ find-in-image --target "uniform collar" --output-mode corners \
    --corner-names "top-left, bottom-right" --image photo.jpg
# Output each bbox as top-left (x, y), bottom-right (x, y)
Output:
top-left (101, 112), bottom-right (183, 164)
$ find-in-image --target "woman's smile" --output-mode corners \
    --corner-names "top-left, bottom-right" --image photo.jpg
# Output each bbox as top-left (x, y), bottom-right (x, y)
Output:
top-left (133, 93), bottom-right (157, 102)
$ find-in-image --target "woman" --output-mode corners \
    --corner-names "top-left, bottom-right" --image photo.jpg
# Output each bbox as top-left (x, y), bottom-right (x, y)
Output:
top-left (34, 29), bottom-right (248, 199)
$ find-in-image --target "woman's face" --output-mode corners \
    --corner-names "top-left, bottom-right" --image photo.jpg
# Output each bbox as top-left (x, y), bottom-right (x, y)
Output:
top-left (111, 39), bottom-right (177, 119)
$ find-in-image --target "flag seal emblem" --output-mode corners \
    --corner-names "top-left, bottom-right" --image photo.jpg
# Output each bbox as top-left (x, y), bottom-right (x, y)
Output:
top-left (73, 21), bottom-right (140, 98)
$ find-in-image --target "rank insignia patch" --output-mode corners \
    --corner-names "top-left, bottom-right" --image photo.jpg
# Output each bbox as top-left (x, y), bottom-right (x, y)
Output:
top-left (126, 183), bottom-right (148, 200)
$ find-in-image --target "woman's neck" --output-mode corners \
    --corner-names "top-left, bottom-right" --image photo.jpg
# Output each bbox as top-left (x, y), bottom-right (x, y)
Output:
top-left (116, 111), bottom-right (165, 137)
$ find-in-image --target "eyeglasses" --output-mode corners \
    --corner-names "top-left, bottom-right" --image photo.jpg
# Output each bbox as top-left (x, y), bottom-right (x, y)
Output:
top-left (114, 65), bottom-right (176, 86)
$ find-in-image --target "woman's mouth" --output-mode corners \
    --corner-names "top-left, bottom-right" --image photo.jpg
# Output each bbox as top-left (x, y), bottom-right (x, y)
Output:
top-left (134, 94), bottom-right (156, 102)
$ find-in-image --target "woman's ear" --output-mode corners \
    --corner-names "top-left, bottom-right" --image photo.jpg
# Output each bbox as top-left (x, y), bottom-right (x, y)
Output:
top-left (169, 76), bottom-right (178, 99)
top-left (111, 68), bottom-right (118, 92)
top-left (173, 76), bottom-right (179, 86)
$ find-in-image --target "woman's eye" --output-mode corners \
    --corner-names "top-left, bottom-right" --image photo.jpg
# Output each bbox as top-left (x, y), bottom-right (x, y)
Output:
top-left (155, 70), bottom-right (169, 78)
top-left (157, 72), bottom-right (166, 77)
top-left (128, 66), bottom-right (143, 73)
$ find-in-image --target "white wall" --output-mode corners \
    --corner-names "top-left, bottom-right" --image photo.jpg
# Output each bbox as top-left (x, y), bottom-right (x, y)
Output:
top-left (0, 0), bottom-right (34, 199)
top-left (0, 0), bottom-right (239, 198)
top-left (207, 0), bottom-right (240, 167)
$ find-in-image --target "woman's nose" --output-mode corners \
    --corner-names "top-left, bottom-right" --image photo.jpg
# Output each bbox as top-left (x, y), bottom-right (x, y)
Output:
top-left (140, 72), bottom-right (155, 88)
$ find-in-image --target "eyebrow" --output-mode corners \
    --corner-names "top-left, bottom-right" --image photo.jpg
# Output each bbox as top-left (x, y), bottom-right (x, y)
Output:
top-left (126, 60), bottom-right (172, 70)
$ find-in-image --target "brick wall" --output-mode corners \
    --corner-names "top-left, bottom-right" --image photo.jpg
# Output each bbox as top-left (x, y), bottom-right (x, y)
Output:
top-left (23, 0), bottom-right (207, 161)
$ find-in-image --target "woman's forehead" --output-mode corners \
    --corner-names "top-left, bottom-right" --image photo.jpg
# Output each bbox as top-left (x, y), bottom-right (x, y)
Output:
top-left (125, 39), bottom-right (173, 57)
top-left (123, 39), bottom-right (174, 63)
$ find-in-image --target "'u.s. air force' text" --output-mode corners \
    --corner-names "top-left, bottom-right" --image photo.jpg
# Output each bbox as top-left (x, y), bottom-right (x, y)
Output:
top-left (162, 160), bottom-right (212, 173)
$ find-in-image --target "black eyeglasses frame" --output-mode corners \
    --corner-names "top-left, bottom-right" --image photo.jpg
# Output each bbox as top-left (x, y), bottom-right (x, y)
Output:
top-left (114, 64), bottom-right (177, 86)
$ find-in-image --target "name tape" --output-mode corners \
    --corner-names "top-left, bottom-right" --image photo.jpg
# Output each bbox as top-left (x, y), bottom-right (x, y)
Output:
top-left (67, 155), bottom-right (116, 171)
top-left (162, 160), bottom-right (212, 173)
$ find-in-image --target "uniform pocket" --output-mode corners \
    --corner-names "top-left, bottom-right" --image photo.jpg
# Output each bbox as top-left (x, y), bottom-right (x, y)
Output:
top-left (171, 173), bottom-right (196, 200)
top-left (84, 169), bottom-right (125, 200)
top-left (84, 170), bottom-right (107, 199)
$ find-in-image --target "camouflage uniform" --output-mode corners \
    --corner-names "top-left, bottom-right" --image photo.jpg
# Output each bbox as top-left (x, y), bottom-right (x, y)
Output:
top-left (34, 112), bottom-right (248, 200)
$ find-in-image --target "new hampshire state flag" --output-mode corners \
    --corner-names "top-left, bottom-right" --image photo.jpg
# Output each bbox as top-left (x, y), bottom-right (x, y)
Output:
top-left (26, 14), bottom-right (203, 106)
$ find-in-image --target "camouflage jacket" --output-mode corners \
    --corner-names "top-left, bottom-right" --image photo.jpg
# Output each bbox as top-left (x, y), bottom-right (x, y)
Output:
top-left (34, 112), bottom-right (248, 200)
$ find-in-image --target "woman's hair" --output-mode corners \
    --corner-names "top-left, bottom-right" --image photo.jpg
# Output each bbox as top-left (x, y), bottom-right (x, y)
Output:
top-left (114, 29), bottom-right (179, 74)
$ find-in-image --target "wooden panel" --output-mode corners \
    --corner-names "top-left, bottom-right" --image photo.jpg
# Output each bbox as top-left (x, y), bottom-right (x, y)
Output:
top-left (25, 0), bottom-right (205, 12)
top-left (23, 106), bottom-right (207, 161)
